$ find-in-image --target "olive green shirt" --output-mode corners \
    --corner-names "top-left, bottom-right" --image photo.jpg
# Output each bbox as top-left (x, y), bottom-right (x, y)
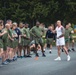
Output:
top-left (8, 29), bottom-right (12, 37)
top-left (30, 26), bottom-right (44, 38)
top-left (2, 28), bottom-right (8, 42)
top-left (23, 28), bottom-right (30, 39)
top-left (68, 27), bottom-right (74, 38)
top-left (65, 29), bottom-right (70, 38)
top-left (20, 28), bottom-right (25, 35)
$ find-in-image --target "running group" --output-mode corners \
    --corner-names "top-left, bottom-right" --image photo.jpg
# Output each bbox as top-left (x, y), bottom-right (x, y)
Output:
top-left (0, 20), bottom-right (75, 65)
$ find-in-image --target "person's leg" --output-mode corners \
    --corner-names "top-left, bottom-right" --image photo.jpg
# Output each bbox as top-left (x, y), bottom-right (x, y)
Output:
top-left (49, 44), bottom-right (52, 53)
top-left (27, 45), bottom-right (31, 57)
top-left (54, 39), bottom-right (61, 60)
top-left (30, 44), bottom-right (36, 53)
top-left (43, 43), bottom-right (47, 52)
top-left (15, 46), bottom-right (18, 57)
top-left (23, 46), bottom-right (27, 57)
top-left (10, 48), bottom-right (14, 60)
top-left (62, 45), bottom-right (70, 61)
top-left (0, 48), bottom-right (3, 61)
top-left (17, 45), bottom-right (20, 58)
top-left (39, 38), bottom-right (46, 57)
top-left (66, 43), bottom-right (68, 50)
top-left (2, 51), bottom-right (6, 63)
top-left (54, 46), bottom-right (61, 61)
top-left (20, 46), bottom-right (23, 58)
top-left (6, 47), bottom-right (10, 60)
top-left (0, 49), bottom-right (1, 58)
top-left (37, 44), bottom-right (41, 50)
top-left (12, 47), bottom-right (17, 61)
top-left (18, 45), bottom-right (23, 58)
top-left (34, 44), bottom-right (39, 57)
top-left (62, 46), bottom-right (69, 55)
top-left (57, 46), bottom-right (61, 57)
top-left (2, 52), bottom-right (5, 63)
top-left (72, 39), bottom-right (75, 51)
top-left (40, 43), bottom-right (46, 57)
top-left (0, 48), bottom-right (3, 58)
top-left (2, 49), bottom-right (8, 65)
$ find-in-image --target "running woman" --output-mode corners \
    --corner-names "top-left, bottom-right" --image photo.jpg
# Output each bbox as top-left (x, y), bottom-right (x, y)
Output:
top-left (46, 25), bottom-right (55, 53)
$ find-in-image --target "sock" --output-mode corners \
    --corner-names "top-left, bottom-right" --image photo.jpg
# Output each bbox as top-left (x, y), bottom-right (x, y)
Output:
top-left (44, 49), bottom-right (45, 51)
top-left (49, 50), bottom-right (51, 51)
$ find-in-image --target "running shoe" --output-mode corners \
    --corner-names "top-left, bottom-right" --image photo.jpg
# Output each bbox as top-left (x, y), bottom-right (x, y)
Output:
top-left (54, 57), bottom-right (61, 61)
top-left (67, 55), bottom-right (71, 61)
top-left (2, 61), bottom-right (8, 65)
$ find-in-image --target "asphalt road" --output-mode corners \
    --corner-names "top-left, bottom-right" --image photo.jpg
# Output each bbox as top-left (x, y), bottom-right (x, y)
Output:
top-left (0, 47), bottom-right (76, 75)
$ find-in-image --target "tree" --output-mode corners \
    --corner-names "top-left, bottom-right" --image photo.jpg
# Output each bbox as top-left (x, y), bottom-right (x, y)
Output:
top-left (0, 0), bottom-right (76, 26)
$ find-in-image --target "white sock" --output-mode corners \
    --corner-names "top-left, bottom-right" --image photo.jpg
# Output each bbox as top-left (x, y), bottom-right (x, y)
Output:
top-left (49, 50), bottom-right (51, 51)
top-left (44, 49), bottom-right (45, 51)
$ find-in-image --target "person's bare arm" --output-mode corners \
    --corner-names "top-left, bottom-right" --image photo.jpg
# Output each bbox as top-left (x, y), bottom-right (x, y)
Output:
top-left (52, 29), bottom-right (56, 33)
top-left (0, 31), bottom-right (7, 36)
top-left (8, 34), bottom-right (14, 41)
top-left (19, 35), bottom-right (21, 43)
top-left (12, 33), bottom-right (18, 38)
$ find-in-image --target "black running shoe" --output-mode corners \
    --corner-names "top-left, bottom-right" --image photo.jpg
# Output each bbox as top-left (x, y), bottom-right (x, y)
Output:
top-left (17, 56), bottom-right (20, 58)
top-left (13, 57), bottom-right (17, 61)
top-left (62, 49), bottom-right (64, 52)
top-left (49, 51), bottom-right (52, 54)
top-left (26, 55), bottom-right (32, 58)
top-left (24, 55), bottom-right (27, 58)
top-left (68, 49), bottom-right (71, 52)
top-left (42, 53), bottom-right (46, 57)
top-left (20, 56), bottom-right (23, 59)
top-left (36, 53), bottom-right (39, 57)
top-left (72, 48), bottom-right (75, 51)
top-left (6, 59), bottom-right (11, 63)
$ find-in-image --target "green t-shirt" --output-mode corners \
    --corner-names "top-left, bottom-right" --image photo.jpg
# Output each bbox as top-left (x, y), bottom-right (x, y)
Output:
top-left (8, 29), bottom-right (12, 37)
top-left (23, 28), bottom-right (30, 38)
top-left (2, 28), bottom-right (8, 41)
top-left (65, 29), bottom-right (70, 38)
top-left (0, 30), bottom-right (2, 39)
top-left (20, 28), bottom-right (25, 35)
top-left (68, 27), bottom-right (73, 37)
top-left (30, 26), bottom-right (44, 38)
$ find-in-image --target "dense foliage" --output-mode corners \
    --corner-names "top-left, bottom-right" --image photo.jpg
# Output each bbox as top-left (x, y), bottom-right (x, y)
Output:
top-left (0, 0), bottom-right (76, 27)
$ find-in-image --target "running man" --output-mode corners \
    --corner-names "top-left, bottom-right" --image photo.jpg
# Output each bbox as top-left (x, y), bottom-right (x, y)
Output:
top-left (54, 20), bottom-right (71, 61)
top-left (65, 24), bottom-right (71, 52)
top-left (68, 23), bottom-right (75, 51)
top-left (30, 21), bottom-right (46, 57)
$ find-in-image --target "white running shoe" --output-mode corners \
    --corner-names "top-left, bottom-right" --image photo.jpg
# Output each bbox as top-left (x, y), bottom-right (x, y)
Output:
top-left (54, 57), bottom-right (61, 61)
top-left (67, 55), bottom-right (71, 61)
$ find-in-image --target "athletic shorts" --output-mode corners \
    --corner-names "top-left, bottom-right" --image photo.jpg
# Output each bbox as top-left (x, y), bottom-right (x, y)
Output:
top-left (46, 38), bottom-right (53, 44)
top-left (65, 38), bottom-right (70, 43)
top-left (35, 38), bottom-right (43, 45)
top-left (0, 39), bottom-right (3, 48)
top-left (56, 37), bottom-right (65, 46)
